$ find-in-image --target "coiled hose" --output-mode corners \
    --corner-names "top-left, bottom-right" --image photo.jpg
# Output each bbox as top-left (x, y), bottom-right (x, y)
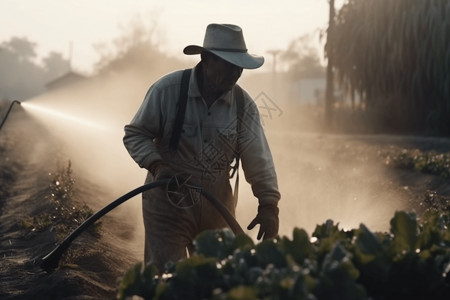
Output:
top-left (40, 179), bottom-right (243, 273)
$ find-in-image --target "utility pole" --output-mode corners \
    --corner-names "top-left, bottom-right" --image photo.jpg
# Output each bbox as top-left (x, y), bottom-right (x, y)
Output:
top-left (325, 0), bottom-right (335, 129)
top-left (68, 41), bottom-right (73, 72)
top-left (267, 49), bottom-right (281, 99)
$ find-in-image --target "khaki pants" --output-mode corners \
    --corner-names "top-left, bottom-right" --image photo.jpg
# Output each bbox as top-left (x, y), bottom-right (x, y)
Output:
top-left (142, 172), bottom-right (235, 271)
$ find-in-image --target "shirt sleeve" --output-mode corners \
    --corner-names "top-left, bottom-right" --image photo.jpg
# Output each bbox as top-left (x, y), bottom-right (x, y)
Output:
top-left (239, 91), bottom-right (281, 206)
top-left (123, 84), bottom-right (164, 170)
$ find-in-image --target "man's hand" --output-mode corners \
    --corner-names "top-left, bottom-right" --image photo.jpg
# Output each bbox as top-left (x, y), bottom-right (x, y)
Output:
top-left (150, 161), bottom-right (176, 181)
top-left (247, 204), bottom-right (279, 240)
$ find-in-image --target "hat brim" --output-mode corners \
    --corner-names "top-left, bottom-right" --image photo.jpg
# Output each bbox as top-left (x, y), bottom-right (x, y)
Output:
top-left (183, 45), bottom-right (264, 69)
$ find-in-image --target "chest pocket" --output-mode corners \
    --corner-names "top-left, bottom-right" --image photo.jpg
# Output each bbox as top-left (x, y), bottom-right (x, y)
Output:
top-left (217, 127), bottom-right (238, 157)
top-left (177, 124), bottom-right (202, 156)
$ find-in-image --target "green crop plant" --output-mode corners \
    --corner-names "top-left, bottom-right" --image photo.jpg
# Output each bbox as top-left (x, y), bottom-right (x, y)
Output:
top-left (327, 0), bottom-right (450, 134)
top-left (118, 211), bottom-right (450, 300)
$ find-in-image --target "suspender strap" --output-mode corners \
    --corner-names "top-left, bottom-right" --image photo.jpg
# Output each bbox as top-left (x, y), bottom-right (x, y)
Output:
top-left (169, 69), bottom-right (192, 150)
top-left (229, 86), bottom-right (245, 178)
top-left (232, 86), bottom-right (245, 201)
top-left (235, 86), bottom-right (245, 142)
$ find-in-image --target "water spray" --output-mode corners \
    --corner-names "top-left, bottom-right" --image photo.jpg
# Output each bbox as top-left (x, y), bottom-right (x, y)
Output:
top-left (0, 100), bottom-right (21, 131)
top-left (40, 177), bottom-right (243, 273)
top-left (20, 101), bottom-right (107, 131)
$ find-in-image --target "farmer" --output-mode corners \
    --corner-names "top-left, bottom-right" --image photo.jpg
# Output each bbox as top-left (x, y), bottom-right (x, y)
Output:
top-left (123, 23), bottom-right (280, 271)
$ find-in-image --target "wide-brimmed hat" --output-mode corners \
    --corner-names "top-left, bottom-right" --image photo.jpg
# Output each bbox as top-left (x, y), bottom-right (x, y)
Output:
top-left (183, 24), bottom-right (264, 69)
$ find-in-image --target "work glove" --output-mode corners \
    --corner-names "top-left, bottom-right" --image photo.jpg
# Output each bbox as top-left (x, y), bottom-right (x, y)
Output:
top-left (247, 204), bottom-right (279, 240)
top-left (149, 161), bottom-right (176, 181)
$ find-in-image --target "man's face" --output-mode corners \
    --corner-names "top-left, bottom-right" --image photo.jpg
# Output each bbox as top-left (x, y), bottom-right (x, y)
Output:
top-left (203, 53), bottom-right (243, 92)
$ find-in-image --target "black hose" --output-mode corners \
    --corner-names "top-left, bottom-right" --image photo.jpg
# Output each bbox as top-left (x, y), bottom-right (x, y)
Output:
top-left (40, 179), bottom-right (243, 273)
top-left (200, 188), bottom-right (243, 235)
top-left (0, 100), bottom-right (21, 131)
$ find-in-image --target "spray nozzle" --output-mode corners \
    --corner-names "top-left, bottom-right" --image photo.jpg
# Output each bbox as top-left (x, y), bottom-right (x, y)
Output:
top-left (0, 100), bottom-right (22, 131)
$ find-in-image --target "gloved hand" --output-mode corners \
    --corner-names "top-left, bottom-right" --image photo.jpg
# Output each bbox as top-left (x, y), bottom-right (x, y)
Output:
top-left (150, 161), bottom-right (176, 181)
top-left (247, 204), bottom-right (279, 240)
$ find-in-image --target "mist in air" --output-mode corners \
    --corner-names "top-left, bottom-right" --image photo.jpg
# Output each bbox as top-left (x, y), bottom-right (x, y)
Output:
top-left (7, 23), bottom-right (411, 252)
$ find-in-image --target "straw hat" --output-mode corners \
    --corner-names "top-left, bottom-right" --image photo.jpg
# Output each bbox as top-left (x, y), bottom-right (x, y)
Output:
top-left (183, 23), bottom-right (264, 69)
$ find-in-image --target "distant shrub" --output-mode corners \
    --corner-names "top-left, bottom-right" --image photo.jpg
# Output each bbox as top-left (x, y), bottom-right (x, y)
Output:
top-left (384, 149), bottom-right (450, 179)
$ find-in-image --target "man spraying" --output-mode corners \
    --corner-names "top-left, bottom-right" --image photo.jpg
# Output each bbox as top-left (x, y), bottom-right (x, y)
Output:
top-left (123, 23), bottom-right (281, 271)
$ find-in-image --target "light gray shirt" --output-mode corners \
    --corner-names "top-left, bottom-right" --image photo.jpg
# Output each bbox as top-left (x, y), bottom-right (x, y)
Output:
top-left (123, 65), bottom-right (280, 206)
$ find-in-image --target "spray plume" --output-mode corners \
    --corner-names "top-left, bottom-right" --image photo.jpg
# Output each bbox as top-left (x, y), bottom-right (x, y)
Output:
top-left (21, 101), bottom-right (107, 131)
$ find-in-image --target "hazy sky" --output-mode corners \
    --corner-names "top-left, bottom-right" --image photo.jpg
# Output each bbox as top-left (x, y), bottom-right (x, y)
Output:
top-left (1, 0), bottom-right (345, 73)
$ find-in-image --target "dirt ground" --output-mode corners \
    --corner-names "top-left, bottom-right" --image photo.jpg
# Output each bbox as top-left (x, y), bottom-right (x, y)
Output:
top-left (1, 106), bottom-right (450, 299)
top-left (0, 110), bottom-right (138, 300)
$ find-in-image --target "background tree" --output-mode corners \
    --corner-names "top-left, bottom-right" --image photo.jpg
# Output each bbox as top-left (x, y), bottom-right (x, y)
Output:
top-left (280, 34), bottom-right (325, 80)
top-left (328, 0), bottom-right (450, 135)
top-left (43, 52), bottom-right (70, 79)
top-left (0, 37), bottom-right (69, 100)
top-left (93, 15), bottom-right (187, 77)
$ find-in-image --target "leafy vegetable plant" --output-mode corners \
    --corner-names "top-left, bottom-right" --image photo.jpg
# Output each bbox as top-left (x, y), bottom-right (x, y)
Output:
top-left (118, 211), bottom-right (450, 300)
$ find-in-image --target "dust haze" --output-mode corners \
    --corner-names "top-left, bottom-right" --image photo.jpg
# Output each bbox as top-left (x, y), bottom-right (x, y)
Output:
top-left (12, 52), bottom-right (410, 257)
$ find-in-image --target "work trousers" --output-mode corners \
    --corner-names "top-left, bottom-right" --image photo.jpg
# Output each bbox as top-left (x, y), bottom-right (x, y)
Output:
top-left (142, 172), bottom-right (236, 271)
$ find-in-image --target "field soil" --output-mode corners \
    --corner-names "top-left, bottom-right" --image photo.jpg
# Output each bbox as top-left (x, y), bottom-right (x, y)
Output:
top-left (0, 110), bottom-right (139, 300)
top-left (1, 107), bottom-right (450, 299)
